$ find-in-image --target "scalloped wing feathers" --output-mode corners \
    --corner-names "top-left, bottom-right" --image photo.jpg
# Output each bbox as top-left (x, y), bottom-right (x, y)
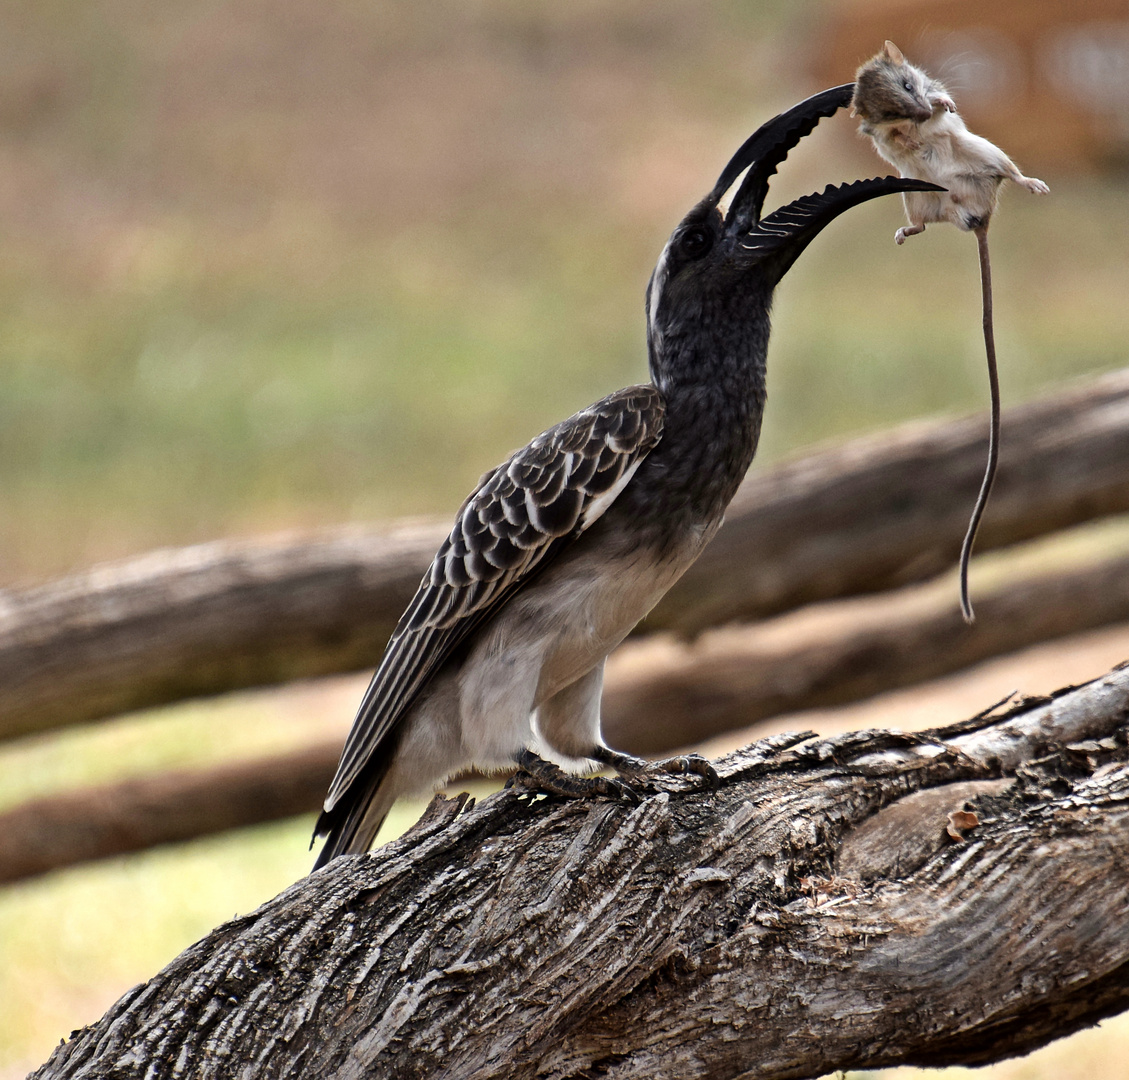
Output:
top-left (322, 384), bottom-right (664, 812)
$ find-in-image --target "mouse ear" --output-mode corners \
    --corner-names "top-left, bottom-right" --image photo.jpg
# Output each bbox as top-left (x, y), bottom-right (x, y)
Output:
top-left (883, 40), bottom-right (906, 64)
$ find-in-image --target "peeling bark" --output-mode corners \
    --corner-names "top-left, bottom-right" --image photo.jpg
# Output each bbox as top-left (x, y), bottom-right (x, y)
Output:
top-left (4, 369), bottom-right (1129, 743)
top-left (32, 666), bottom-right (1129, 1080)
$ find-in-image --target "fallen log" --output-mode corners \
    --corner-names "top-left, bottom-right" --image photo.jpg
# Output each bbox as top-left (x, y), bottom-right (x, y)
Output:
top-left (604, 546), bottom-right (1129, 754)
top-left (4, 548), bottom-right (1128, 884)
top-left (0, 742), bottom-right (338, 885)
top-left (31, 666), bottom-right (1129, 1080)
top-left (663, 367), bottom-right (1129, 633)
top-left (3, 369), bottom-right (1129, 743)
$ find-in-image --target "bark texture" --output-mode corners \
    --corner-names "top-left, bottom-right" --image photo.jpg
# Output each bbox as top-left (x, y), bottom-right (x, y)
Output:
top-left (4, 550), bottom-right (1128, 884)
top-left (4, 369), bottom-right (1129, 742)
top-left (32, 666), bottom-right (1129, 1080)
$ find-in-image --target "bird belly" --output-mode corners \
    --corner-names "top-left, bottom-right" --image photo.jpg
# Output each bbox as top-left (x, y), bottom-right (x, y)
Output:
top-left (456, 534), bottom-right (703, 763)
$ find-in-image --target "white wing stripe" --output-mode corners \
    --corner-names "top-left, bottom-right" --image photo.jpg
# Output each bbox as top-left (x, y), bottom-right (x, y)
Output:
top-left (580, 457), bottom-right (643, 528)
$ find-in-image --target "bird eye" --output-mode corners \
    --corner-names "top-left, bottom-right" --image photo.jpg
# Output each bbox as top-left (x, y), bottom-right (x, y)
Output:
top-left (679, 227), bottom-right (712, 259)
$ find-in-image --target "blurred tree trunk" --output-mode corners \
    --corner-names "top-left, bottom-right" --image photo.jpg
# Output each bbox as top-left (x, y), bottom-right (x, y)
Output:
top-left (4, 545), bottom-right (1129, 884)
top-left (31, 667), bottom-right (1129, 1080)
top-left (4, 368), bottom-right (1129, 744)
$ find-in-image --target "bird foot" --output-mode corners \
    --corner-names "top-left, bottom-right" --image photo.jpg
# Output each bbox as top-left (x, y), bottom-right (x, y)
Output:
top-left (507, 749), bottom-right (642, 805)
top-left (590, 747), bottom-right (720, 791)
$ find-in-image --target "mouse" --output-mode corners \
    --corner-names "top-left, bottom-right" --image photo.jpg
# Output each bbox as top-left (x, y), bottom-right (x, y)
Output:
top-left (851, 40), bottom-right (1050, 623)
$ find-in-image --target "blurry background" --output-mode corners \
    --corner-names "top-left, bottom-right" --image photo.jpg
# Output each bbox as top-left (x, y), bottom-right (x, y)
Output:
top-left (2, 0), bottom-right (1129, 1074)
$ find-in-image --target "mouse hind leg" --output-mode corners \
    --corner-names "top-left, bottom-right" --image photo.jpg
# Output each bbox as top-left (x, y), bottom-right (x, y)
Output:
top-left (897, 189), bottom-right (943, 244)
top-left (1015, 173), bottom-right (1049, 194)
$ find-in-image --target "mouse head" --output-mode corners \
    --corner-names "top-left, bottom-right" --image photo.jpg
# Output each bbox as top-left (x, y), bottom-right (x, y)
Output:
top-left (851, 40), bottom-right (935, 124)
top-left (645, 84), bottom-right (942, 369)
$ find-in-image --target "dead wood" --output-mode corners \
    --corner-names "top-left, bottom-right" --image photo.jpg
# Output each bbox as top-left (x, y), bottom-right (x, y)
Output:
top-left (3, 369), bottom-right (1129, 743)
top-left (4, 548), bottom-right (1129, 884)
top-left (661, 368), bottom-right (1129, 633)
top-left (0, 521), bottom-right (447, 743)
top-left (31, 666), bottom-right (1129, 1080)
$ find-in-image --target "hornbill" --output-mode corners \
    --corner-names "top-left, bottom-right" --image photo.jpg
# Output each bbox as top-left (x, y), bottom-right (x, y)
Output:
top-left (312, 84), bottom-right (942, 868)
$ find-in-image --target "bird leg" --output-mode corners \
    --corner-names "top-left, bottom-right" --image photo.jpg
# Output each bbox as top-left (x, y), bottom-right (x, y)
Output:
top-left (589, 745), bottom-right (720, 790)
top-left (508, 748), bottom-right (642, 804)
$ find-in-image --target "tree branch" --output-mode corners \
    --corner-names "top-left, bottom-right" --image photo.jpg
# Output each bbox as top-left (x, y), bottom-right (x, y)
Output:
top-left (604, 545), bottom-right (1129, 753)
top-left (4, 369), bottom-right (1129, 742)
top-left (32, 666), bottom-right (1129, 1080)
top-left (0, 743), bottom-right (338, 884)
top-left (4, 546), bottom-right (1128, 884)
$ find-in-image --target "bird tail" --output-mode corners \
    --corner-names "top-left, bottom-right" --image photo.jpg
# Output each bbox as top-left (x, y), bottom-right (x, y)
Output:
top-left (310, 765), bottom-right (396, 872)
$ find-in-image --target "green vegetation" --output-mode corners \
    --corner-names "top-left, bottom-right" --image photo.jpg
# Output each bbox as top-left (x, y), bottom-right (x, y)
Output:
top-left (1, 0), bottom-right (1126, 1072)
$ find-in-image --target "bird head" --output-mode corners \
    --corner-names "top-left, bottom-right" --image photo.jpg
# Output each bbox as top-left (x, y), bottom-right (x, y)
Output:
top-left (645, 84), bottom-right (943, 378)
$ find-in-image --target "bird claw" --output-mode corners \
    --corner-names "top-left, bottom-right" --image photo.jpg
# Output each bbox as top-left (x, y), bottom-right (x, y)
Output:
top-left (508, 752), bottom-right (643, 805)
top-left (592, 747), bottom-right (720, 792)
top-left (652, 753), bottom-right (721, 790)
top-left (599, 776), bottom-right (644, 805)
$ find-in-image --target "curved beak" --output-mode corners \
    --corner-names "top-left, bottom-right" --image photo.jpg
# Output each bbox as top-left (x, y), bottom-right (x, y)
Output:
top-left (708, 84), bottom-right (945, 284)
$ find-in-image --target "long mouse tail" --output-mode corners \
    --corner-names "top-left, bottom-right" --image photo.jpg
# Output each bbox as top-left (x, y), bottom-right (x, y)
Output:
top-left (958, 225), bottom-right (1000, 624)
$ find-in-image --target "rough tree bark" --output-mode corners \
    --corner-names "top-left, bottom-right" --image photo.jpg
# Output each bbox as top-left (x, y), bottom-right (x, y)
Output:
top-left (4, 369), bottom-right (1129, 743)
top-left (33, 665), bottom-right (1129, 1080)
top-left (3, 547), bottom-right (1129, 884)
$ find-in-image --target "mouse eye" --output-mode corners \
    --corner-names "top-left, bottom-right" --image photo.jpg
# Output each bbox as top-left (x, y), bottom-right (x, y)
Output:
top-left (903, 80), bottom-right (914, 92)
top-left (679, 226), bottom-right (713, 260)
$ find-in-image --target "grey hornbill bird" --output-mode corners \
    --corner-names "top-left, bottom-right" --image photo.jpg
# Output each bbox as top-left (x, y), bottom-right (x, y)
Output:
top-left (312, 84), bottom-right (942, 869)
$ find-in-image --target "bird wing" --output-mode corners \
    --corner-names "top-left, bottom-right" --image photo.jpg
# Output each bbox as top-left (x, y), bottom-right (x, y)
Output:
top-left (322, 383), bottom-right (665, 812)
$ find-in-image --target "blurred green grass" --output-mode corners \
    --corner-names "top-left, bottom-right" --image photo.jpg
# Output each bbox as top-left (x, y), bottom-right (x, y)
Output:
top-left (2, 0), bottom-right (1128, 1073)
top-left (5, 184), bottom-right (1126, 584)
top-left (1, 0), bottom-right (1123, 586)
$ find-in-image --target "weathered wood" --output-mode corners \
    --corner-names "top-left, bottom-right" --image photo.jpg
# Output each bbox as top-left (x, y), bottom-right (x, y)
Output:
top-left (4, 547), bottom-right (1128, 884)
top-left (0, 521), bottom-right (447, 743)
top-left (3, 369), bottom-right (1129, 743)
top-left (31, 667), bottom-right (1129, 1079)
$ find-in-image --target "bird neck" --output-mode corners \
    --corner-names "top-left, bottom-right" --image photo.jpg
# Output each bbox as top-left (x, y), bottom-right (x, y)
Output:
top-left (639, 312), bottom-right (770, 530)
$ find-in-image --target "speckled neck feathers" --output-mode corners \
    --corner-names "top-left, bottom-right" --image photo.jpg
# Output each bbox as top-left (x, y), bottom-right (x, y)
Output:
top-left (616, 284), bottom-right (772, 551)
